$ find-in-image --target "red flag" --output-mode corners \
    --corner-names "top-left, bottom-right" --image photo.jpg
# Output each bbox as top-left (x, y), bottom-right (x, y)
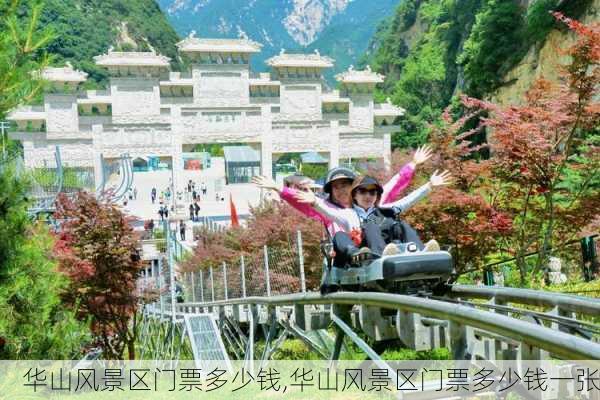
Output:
top-left (229, 194), bottom-right (239, 228)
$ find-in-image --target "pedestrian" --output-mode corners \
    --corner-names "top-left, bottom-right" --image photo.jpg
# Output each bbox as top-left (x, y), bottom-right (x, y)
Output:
top-left (201, 182), bottom-right (207, 196)
top-left (151, 187), bottom-right (156, 204)
top-left (192, 189), bottom-right (197, 201)
top-left (164, 207), bottom-right (169, 219)
top-left (175, 277), bottom-right (184, 303)
top-left (158, 207), bottom-right (164, 221)
top-left (180, 221), bottom-right (186, 241)
top-left (189, 204), bottom-right (195, 222)
top-left (148, 219), bottom-right (154, 231)
top-left (133, 187), bottom-right (138, 200)
top-left (194, 201), bottom-right (200, 220)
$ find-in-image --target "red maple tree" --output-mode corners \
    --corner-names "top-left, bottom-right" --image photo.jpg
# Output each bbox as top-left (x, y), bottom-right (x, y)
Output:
top-left (53, 192), bottom-right (143, 359)
top-left (460, 13), bottom-right (599, 281)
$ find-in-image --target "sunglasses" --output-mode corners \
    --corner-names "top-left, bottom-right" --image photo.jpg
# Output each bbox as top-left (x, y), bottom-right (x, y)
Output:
top-left (356, 188), bottom-right (378, 196)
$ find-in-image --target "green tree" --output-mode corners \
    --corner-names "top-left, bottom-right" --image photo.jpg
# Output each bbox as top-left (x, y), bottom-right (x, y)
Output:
top-left (0, 0), bottom-right (89, 359)
top-left (0, 0), bottom-right (54, 118)
top-left (0, 161), bottom-right (89, 359)
top-left (458, 0), bottom-right (526, 97)
top-left (54, 192), bottom-right (143, 360)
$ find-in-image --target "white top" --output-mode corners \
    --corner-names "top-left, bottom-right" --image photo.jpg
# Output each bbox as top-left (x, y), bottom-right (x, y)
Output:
top-left (374, 98), bottom-right (406, 117)
top-left (335, 66), bottom-right (384, 84)
top-left (41, 63), bottom-right (88, 82)
top-left (94, 50), bottom-right (171, 68)
top-left (266, 53), bottom-right (334, 68)
top-left (177, 37), bottom-right (262, 53)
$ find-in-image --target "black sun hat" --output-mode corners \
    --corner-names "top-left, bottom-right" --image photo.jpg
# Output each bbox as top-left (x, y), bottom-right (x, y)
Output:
top-left (351, 175), bottom-right (384, 197)
top-left (323, 167), bottom-right (356, 194)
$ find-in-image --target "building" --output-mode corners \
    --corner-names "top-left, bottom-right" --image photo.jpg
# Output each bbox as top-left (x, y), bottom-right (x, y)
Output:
top-left (8, 34), bottom-right (404, 192)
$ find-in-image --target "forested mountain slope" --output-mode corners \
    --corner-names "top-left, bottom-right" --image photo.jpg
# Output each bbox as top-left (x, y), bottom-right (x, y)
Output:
top-left (362, 0), bottom-right (598, 148)
top-left (17, 0), bottom-right (182, 86)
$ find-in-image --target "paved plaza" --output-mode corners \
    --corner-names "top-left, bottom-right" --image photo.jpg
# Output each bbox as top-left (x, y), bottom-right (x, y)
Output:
top-left (119, 157), bottom-right (263, 242)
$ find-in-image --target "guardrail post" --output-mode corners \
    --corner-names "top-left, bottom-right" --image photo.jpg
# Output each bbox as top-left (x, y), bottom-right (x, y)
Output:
top-left (210, 266), bottom-right (215, 302)
top-left (167, 223), bottom-right (176, 324)
top-left (223, 261), bottom-right (228, 300)
top-left (263, 245), bottom-right (271, 297)
top-left (241, 255), bottom-right (247, 298)
top-left (190, 271), bottom-right (196, 303)
top-left (297, 230), bottom-right (306, 293)
top-left (199, 269), bottom-right (204, 303)
top-left (158, 258), bottom-right (164, 317)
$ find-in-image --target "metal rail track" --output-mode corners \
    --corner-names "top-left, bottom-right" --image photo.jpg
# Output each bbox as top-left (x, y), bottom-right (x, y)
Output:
top-left (176, 291), bottom-right (600, 360)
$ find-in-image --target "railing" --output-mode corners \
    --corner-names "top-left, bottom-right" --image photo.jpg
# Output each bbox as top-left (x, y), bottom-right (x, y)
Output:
top-left (180, 231), bottom-right (305, 303)
top-left (140, 221), bottom-right (600, 363)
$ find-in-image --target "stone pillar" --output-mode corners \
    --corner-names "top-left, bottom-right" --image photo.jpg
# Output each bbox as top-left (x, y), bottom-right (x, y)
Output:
top-left (328, 120), bottom-right (339, 169)
top-left (170, 107), bottom-right (184, 209)
top-left (383, 132), bottom-right (392, 170)
top-left (91, 124), bottom-right (104, 190)
top-left (260, 105), bottom-right (273, 178)
top-left (44, 93), bottom-right (79, 134)
top-left (348, 92), bottom-right (374, 131)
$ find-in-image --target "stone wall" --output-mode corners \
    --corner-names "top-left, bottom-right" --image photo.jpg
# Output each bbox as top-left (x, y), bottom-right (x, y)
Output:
top-left (271, 124), bottom-right (333, 153)
top-left (94, 128), bottom-right (173, 153)
top-left (193, 65), bottom-right (250, 107)
top-left (348, 95), bottom-right (374, 131)
top-left (45, 94), bottom-right (79, 133)
top-left (180, 109), bottom-right (264, 142)
top-left (22, 139), bottom-right (94, 168)
top-left (280, 83), bottom-right (322, 120)
top-left (111, 78), bottom-right (161, 116)
top-left (339, 132), bottom-right (385, 159)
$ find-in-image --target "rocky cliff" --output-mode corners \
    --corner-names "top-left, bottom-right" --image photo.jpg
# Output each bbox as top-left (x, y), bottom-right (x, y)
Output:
top-left (491, 0), bottom-right (600, 105)
top-left (363, 0), bottom-right (598, 148)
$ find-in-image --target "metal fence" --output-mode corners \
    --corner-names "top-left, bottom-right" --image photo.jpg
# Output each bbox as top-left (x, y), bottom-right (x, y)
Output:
top-left (182, 231), bottom-right (307, 303)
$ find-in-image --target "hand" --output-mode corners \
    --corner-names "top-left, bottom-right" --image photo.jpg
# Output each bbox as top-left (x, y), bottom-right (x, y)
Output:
top-left (429, 170), bottom-right (453, 187)
top-left (293, 189), bottom-right (317, 205)
top-left (251, 176), bottom-right (281, 192)
top-left (412, 145), bottom-right (433, 165)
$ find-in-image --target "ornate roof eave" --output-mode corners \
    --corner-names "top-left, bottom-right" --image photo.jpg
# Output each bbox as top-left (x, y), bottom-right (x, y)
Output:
top-left (374, 98), bottom-right (406, 117)
top-left (94, 48), bottom-right (171, 68)
top-left (266, 49), bottom-right (334, 68)
top-left (335, 65), bottom-right (384, 84)
top-left (176, 33), bottom-right (262, 53)
top-left (35, 62), bottom-right (88, 83)
top-left (7, 107), bottom-right (47, 121)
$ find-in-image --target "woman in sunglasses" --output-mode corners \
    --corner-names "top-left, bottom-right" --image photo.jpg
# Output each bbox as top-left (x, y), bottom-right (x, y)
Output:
top-left (253, 146), bottom-right (434, 237)
top-left (293, 171), bottom-right (452, 266)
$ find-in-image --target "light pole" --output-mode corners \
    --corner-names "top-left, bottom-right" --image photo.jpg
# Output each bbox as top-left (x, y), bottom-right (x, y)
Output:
top-left (0, 121), bottom-right (10, 160)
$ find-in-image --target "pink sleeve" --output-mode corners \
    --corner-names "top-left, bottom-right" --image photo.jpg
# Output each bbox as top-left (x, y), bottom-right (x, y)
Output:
top-left (280, 187), bottom-right (331, 225)
top-left (381, 163), bottom-right (415, 205)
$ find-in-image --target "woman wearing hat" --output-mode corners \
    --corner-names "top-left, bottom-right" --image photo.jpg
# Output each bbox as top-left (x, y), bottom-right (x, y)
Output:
top-left (293, 170), bottom-right (452, 264)
top-left (253, 146), bottom-right (434, 237)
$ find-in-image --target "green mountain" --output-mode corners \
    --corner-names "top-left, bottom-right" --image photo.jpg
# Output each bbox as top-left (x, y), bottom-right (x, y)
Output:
top-left (362, 0), bottom-right (596, 149)
top-left (21, 0), bottom-right (181, 87)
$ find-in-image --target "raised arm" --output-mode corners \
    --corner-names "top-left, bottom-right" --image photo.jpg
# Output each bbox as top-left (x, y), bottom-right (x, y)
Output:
top-left (381, 145), bottom-right (433, 205)
top-left (381, 170), bottom-right (452, 213)
top-left (252, 176), bottom-right (330, 224)
top-left (280, 186), bottom-right (330, 224)
top-left (292, 190), bottom-right (356, 232)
